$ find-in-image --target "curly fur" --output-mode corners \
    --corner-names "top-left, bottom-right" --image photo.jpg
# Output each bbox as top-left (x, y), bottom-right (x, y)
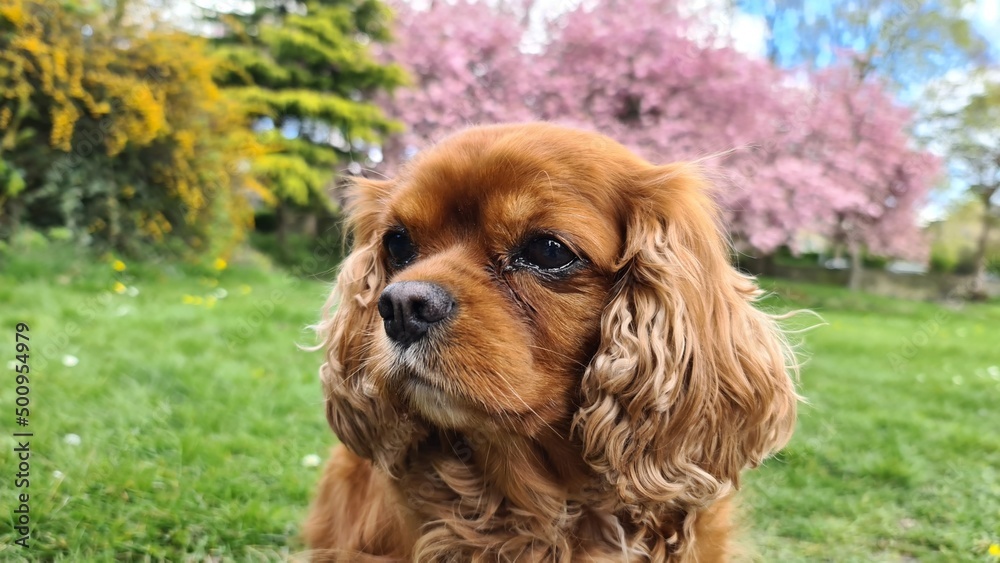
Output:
top-left (304, 123), bottom-right (799, 562)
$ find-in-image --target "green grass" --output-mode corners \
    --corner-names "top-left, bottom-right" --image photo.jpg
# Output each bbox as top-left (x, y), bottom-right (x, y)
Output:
top-left (0, 241), bottom-right (998, 561)
top-left (0, 240), bottom-right (334, 560)
top-left (746, 280), bottom-right (1000, 562)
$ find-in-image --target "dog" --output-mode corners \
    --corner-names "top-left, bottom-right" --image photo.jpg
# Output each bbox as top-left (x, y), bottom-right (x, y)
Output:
top-left (305, 123), bottom-right (799, 562)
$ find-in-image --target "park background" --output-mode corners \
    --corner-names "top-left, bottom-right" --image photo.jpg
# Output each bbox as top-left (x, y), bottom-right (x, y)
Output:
top-left (1, 0), bottom-right (999, 560)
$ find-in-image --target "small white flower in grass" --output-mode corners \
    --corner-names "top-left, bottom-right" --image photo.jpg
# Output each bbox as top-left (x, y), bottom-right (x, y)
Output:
top-left (988, 365), bottom-right (1000, 379)
top-left (53, 470), bottom-right (64, 479)
top-left (126, 286), bottom-right (140, 297)
top-left (114, 306), bottom-right (132, 317)
top-left (62, 355), bottom-right (79, 367)
top-left (213, 288), bottom-right (228, 299)
top-left (64, 433), bottom-right (81, 446)
top-left (6, 360), bottom-right (16, 371)
top-left (302, 454), bottom-right (322, 468)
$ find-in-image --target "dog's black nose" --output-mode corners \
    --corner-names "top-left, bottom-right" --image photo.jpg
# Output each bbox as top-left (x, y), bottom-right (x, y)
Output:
top-left (377, 282), bottom-right (455, 345)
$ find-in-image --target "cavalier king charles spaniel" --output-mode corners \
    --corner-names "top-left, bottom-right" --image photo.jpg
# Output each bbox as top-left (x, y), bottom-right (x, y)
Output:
top-left (305, 123), bottom-right (799, 562)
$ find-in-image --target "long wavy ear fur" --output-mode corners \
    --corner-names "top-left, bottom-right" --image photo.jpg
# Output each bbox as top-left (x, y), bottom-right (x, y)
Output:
top-left (315, 177), bottom-right (422, 474)
top-left (575, 164), bottom-right (799, 519)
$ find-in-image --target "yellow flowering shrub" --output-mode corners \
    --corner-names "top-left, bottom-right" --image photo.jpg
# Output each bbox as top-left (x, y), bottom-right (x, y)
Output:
top-left (0, 0), bottom-right (269, 255)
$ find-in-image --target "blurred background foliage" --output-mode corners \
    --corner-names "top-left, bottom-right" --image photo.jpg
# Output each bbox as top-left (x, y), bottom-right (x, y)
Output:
top-left (0, 0), bottom-right (997, 295)
top-left (0, 0), bottom-right (263, 256)
top-left (209, 0), bottom-right (405, 245)
top-left (1, 1), bottom-right (999, 560)
top-left (0, 0), bottom-right (404, 259)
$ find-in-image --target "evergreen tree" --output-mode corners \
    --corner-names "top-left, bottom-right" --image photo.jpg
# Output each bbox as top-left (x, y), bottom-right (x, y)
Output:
top-left (209, 0), bottom-right (405, 240)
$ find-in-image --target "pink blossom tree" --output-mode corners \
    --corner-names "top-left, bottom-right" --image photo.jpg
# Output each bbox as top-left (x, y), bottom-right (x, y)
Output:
top-left (373, 0), bottom-right (538, 173)
top-left (375, 0), bottom-right (938, 275)
top-left (802, 65), bottom-right (940, 288)
top-left (535, 0), bottom-right (841, 258)
top-left (537, 1), bottom-right (938, 274)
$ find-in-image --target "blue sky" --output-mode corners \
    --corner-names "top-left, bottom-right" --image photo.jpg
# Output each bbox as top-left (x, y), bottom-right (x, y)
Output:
top-left (735, 0), bottom-right (999, 70)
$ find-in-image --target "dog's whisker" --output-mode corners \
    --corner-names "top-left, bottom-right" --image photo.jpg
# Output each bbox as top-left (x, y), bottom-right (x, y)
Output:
top-left (524, 344), bottom-right (589, 369)
top-left (488, 369), bottom-right (562, 438)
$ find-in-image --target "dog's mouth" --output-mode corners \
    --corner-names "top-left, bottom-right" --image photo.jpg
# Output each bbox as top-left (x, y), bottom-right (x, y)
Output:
top-left (377, 343), bottom-right (519, 431)
top-left (396, 369), bottom-right (480, 429)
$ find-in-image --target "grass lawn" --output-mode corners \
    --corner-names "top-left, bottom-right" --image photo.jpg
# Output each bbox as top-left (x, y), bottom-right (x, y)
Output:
top-left (747, 282), bottom-right (1000, 562)
top-left (0, 240), bottom-right (333, 561)
top-left (1, 239), bottom-right (998, 561)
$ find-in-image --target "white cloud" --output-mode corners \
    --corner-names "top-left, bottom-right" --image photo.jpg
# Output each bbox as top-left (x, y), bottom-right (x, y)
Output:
top-left (675, 0), bottom-right (770, 58)
top-left (978, 0), bottom-right (998, 24)
top-left (729, 12), bottom-right (769, 59)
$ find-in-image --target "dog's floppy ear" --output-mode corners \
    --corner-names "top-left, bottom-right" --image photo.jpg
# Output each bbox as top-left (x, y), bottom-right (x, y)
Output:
top-left (316, 177), bottom-right (421, 474)
top-left (575, 163), bottom-right (799, 516)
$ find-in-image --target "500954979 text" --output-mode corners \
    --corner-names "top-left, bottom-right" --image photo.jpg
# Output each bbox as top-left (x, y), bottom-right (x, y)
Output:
top-left (12, 322), bottom-right (32, 549)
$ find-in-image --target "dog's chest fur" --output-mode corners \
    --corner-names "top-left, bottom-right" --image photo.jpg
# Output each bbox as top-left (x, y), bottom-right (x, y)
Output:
top-left (391, 433), bottom-right (732, 562)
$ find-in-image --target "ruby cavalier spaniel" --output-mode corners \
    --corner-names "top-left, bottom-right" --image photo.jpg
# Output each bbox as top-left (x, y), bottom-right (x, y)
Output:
top-left (305, 123), bottom-right (799, 562)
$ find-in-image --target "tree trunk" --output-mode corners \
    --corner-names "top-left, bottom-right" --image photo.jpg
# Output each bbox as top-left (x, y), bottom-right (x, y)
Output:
top-left (759, 253), bottom-right (776, 277)
top-left (970, 192), bottom-right (995, 300)
top-left (848, 242), bottom-right (864, 292)
top-left (302, 212), bottom-right (318, 238)
top-left (0, 198), bottom-right (23, 239)
top-left (276, 204), bottom-right (290, 255)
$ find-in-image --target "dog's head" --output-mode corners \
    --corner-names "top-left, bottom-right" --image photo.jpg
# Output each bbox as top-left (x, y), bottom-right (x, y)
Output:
top-left (317, 123), bottom-right (798, 512)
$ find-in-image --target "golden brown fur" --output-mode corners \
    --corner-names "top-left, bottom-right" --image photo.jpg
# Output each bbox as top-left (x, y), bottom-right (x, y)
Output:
top-left (305, 123), bottom-right (799, 562)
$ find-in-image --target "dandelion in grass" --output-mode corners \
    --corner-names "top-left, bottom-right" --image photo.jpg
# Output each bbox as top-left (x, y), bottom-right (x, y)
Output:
top-left (302, 454), bottom-right (322, 468)
top-left (239, 284), bottom-right (252, 295)
top-left (64, 434), bottom-right (81, 446)
top-left (989, 544), bottom-right (1000, 557)
top-left (213, 258), bottom-right (227, 271)
top-left (113, 281), bottom-right (127, 294)
top-left (182, 294), bottom-right (204, 306)
top-left (205, 296), bottom-right (218, 309)
top-left (62, 354), bottom-right (79, 367)
top-left (112, 259), bottom-right (126, 272)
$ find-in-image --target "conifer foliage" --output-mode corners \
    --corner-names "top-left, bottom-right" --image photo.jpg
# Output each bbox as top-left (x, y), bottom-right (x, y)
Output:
top-left (210, 0), bottom-right (406, 216)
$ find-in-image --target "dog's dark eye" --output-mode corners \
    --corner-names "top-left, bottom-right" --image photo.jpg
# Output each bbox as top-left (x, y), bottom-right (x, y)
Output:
top-left (519, 237), bottom-right (578, 271)
top-left (384, 230), bottom-right (417, 269)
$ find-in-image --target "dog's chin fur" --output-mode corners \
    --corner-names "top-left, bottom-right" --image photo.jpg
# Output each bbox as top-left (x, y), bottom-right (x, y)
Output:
top-left (305, 123), bottom-right (800, 562)
top-left (401, 372), bottom-right (481, 429)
